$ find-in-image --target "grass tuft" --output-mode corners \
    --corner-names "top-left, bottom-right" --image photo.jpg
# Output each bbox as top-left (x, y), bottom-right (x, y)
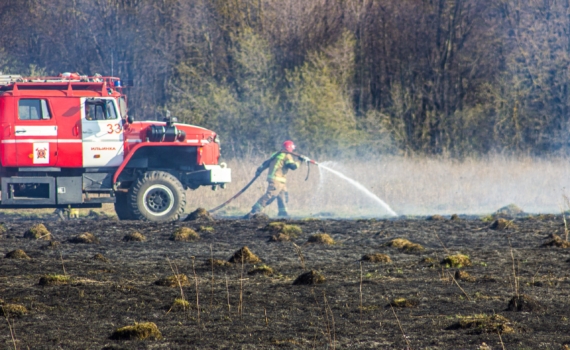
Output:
top-left (452, 314), bottom-right (514, 334)
top-left (442, 254), bottom-right (472, 268)
top-left (24, 224), bottom-right (51, 240)
top-left (248, 264), bottom-right (274, 276)
top-left (541, 234), bottom-right (570, 248)
top-left (386, 238), bottom-right (424, 252)
top-left (292, 270), bottom-right (325, 285)
top-left (229, 246), bottom-right (261, 264)
top-left (361, 253), bottom-right (391, 263)
top-left (123, 232), bottom-right (146, 242)
top-left (307, 233), bottom-right (335, 245)
top-left (69, 232), bottom-right (99, 244)
top-left (1, 303), bottom-right (28, 317)
top-left (110, 322), bottom-right (162, 340)
top-left (5, 249), bottom-right (30, 259)
top-left (39, 274), bottom-right (70, 286)
top-left (170, 227), bottom-right (200, 242)
top-left (389, 297), bottom-right (419, 308)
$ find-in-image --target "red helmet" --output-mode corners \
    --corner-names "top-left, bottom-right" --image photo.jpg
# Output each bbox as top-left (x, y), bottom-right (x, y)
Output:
top-left (282, 140), bottom-right (295, 152)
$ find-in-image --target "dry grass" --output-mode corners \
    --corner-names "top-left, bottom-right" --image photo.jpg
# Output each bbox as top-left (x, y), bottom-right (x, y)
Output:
top-left (229, 246), bottom-right (261, 264)
top-left (23, 224), bottom-right (51, 240)
top-left (490, 218), bottom-right (516, 230)
top-left (361, 253), bottom-right (391, 263)
top-left (541, 234), bottom-right (570, 248)
top-left (386, 238), bottom-right (424, 252)
top-left (110, 322), bottom-right (162, 340)
top-left (307, 233), bottom-right (335, 245)
top-left (389, 298), bottom-right (418, 308)
top-left (442, 254), bottom-right (472, 268)
top-left (39, 274), bottom-right (70, 286)
top-left (269, 233), bottom-right (291, 242)
top-left (93, 253), bottom-right (109, 262)
top-left (292, 270), bottom-right (326, 285)
top-left (1, 304), bottom-right (28, 317)
top-left (452, 314), bottom-right (514, 334)
top-left (123, 232), bottom-right (146, 242)
top-left (266, 222), bottom-right (302, 237)
top-left (455, 270), bottom-right (476, 282)
top-left (155, 274), bottom-right (190, 287)
top-left (169, 298), bottom-right (191, 312)
top-left (182, 156), bottom-right (570, 217)
top-left (248, 264), bottom-right (274, 276)
top-left (207, 258), bottom-right (232, 268)
top-left (170, 227), bottom-right (200, 242)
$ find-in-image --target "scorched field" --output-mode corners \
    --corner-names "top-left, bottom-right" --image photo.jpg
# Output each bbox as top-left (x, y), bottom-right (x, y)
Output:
top-left (1, 212), bottom-right (570, 349)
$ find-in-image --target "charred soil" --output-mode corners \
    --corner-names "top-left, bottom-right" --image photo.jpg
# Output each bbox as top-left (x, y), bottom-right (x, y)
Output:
top-left (1, 215), bottom-right (570, 349)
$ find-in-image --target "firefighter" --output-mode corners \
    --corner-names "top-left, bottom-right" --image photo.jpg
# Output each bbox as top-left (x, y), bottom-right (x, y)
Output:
top-left (248, 140), bottom-right (308, 217)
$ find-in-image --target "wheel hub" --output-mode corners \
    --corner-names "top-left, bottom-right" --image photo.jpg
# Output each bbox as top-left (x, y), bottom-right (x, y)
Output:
top-left (143, 185), bottom-right (174, 216)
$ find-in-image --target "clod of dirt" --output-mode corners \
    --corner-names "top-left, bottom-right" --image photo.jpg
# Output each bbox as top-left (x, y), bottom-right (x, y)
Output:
top-left (69, 232), bottom-right (99, 244)
top-left (449, 314), bottom-right (514, 334)
top-left (248, 264), bottom-right (274, 276)
top-left (5, 249), bottom-right (30, 259)
top-left (494, 204), bottom-right (524, 218)
top-left (477, 342), bottom-right (492, 350)
top-left (386, 238), bottom-right (424, 252)
top-left (490, 218), bottom-right (516, 230)
top-left (427, 215), bottom-right (445, 221)
top-left (455, 270), bottom-right (476, 282)
top-left (93, 253), bottom-right (109, 262)
top-left (307, 233), bottom-right (335, 245)
top-left (154, 274), bottom-right (190, 287)
top-left (541, 234), bottom-right (570, 248)
top-left (24, 224), bottom-right (51, 240)
top-left (389, 298), bottom-right (419, 308)
top-left (506, 294), bottom-right (545, 312)
top-left (292, 270), bottom-right (326, 285)
top-left (123, 232), bottom-right (146, 242)
top-left (39, 274), bottom-right (70, 286)
top-left (450, 214), bottom-right (460, 221)
top-left (185, 207), bottom-right (214, 222)
top-left (207, 258), bottom-right (232, 268)
top-left (41, 241), bottom-right (61, 250)
top-left (229, 246), bottom-right (261, 264)
top-left (1, 303), bottom-right (28, 317)
top-left (442, 254), bottom-right (471, 268)
top-left (110, 322), bottom-right (162, 341)
top-left (269, 233), bottom-right (291, 242)
top-left (170, 227), bottom-right (200, 242)
top-left (361, 253), bottom-right (391, 263)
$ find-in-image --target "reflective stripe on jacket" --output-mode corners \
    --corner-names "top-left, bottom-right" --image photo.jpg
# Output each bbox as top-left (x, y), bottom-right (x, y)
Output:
top-left (262, 152), bottom-right (299, 183)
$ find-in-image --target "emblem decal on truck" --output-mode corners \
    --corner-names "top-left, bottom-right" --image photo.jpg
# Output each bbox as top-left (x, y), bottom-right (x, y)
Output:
top-left (33, 143), bottom-right (49, 164)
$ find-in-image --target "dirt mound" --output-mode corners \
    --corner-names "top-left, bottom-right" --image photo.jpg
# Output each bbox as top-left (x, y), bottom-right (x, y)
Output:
top-left (494, 204), bottom-right (524, 218)
top-left (24, 224), bottom-right (51, 240)
top-left (185, 207), bottom-right (214, 222)
top-left (93, 253), bottom-right (109, 262)
top-left (1, 303), bottom-right (28, 317)
top-left (448, 314), bottom-right (514, 334)
top-left (41, 241), bottom-right (61, 250)
top-left (248, 264), bottom-right (274, 276)
top-left (170, 227), bottom-right (200, 242)
top-left (229, 246), bottom-right (261, 264)
top-left (269, 233), bottom-right (291, 242)
top-left (265, 222), bottom-right (302, 237)
top-left (110, 322), bottom-right (162, 340)
top-left (307, 233), bottom-right (335, 245)
top-left (5, 249), bottom-right (30, 259)
top-left (69, 232), bottom-right (99, 244)
top-left (39, 274), bottom-right (70, 286)
top-left (442, 254), bottom-right (471, 268)
top-left (506, 294), bottom-right (545, 312)
top-left (427, 215), bottom-right (445, 221)
top-left (450, 214), bottom-right (460, 221)
top-left (207, 258), bottom-right (232, 268)
top-left (154, 274), bottom-right (190, 287)
top-left (541, 234), bottom-right (570, 248)
top-left (386, 238), bottom-right (424, 252)
top-left (292, 270), bottom-right (326, 285)
top-left (243, 212), bottom-right (269, 221)
top-left (455, 270), bottom-right (476, 282)
top-left (389, 298), bottom-right (418, 308)
top-left (123, 232), bottom-right (146, 242)
top-left (490, 218), bottom-right (516, 230)
top-left (361, 253), bottom-right (391, 263)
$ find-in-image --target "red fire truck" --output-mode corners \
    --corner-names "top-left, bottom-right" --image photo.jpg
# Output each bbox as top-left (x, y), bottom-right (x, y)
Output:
top-left (0, 73), bottom-right (231, 221)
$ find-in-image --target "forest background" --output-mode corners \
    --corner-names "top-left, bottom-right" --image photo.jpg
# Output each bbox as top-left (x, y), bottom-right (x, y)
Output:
top-left (1, 0), bottom-right (570, 160)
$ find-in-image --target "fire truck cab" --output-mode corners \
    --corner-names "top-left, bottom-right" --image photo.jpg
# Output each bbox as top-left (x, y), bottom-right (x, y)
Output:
top-left (0, 74), bottom-right (231, 221)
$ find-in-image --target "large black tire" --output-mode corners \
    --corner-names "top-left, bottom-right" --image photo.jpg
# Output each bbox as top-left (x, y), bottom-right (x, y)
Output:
top-left (114, 192), bottom-right (135, 220)
top-left (128, 171), bottom-right (186, 222)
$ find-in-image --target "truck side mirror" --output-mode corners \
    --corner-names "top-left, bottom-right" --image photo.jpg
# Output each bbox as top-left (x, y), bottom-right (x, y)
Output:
top-left (127, 115), bottom-right (134, 124)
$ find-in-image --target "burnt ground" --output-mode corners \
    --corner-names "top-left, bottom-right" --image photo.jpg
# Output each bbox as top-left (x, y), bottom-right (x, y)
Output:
top-left (1, 215), bottom-right (570, 349)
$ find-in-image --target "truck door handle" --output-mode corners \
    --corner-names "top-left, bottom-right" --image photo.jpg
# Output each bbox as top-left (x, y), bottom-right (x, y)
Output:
top-left (15, 130), bottom-right (26, 133)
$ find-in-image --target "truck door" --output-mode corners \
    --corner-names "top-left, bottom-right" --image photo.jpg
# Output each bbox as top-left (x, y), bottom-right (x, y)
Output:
top-left (14, 98), bottom-right (58, 167)
top-left (81, 97), bottom-right (124, 167)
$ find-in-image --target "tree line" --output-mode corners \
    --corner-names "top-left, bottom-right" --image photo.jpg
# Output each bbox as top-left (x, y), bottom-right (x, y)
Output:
top-left (1, 0), bottom-right (569, 158)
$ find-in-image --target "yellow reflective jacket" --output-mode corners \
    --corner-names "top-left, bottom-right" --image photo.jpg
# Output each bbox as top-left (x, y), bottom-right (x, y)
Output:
top-left (257, 151), bottom-right (299, 183)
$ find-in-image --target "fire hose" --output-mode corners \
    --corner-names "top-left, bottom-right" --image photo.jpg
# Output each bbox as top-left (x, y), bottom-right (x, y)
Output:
top-left (208, 152), bottom-right (318, 213)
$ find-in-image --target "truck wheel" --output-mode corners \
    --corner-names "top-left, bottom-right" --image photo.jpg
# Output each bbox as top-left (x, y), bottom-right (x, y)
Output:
top-left (128, 171), bottom-right (186, 222)
top-left (114, 192), bottom-right (135, 220)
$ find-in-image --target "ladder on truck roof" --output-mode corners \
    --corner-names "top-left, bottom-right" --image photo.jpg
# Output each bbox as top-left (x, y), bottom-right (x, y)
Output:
top-left (0, 75), bottom-right (22, 86)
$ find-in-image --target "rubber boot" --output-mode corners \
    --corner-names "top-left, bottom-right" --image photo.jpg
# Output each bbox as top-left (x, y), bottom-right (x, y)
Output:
top-left (277, 197), bottom-right (289, 217)
top-left (244, 203), bottom-right (263, 219)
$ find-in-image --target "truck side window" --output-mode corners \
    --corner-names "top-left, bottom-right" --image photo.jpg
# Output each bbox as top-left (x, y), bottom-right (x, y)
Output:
top-left (18, 99), bottom-right (51, 120)
top-left (105, 100), bottom-right (117, 120)
top-left (85, 100), bottom-right (117, 120)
